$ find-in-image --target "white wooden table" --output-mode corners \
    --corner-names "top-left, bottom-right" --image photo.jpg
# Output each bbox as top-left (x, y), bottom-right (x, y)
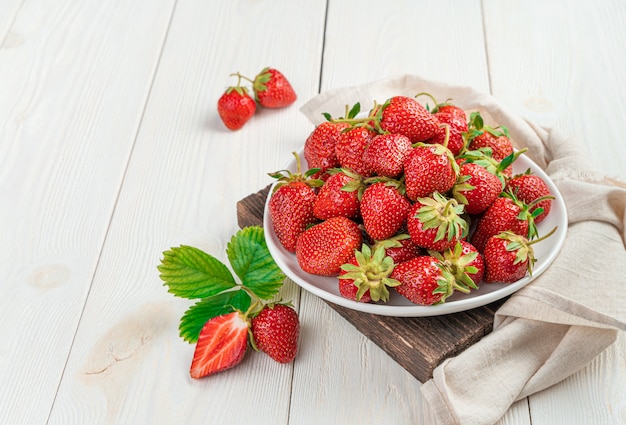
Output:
top-left (2, 1), bottom-right (625, 424)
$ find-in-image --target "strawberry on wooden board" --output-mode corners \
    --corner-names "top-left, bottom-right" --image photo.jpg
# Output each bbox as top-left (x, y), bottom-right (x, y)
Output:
top-left (379, 95), bottom-right (440, 143)
top-left (251, 303), bottom-right (300, 364)
top-left (390, 255), bottom-right (458, 306)
top-left (451, 162), bottom-right (503, 215)
top-left (362, 133), bottom-right (413, 178)
top-left (339, 244), bottom-right (401, 303)
top-left (295, 216), bottom-right (362, 276)
top-left (483, 228), bottom-right (557, 283)
top-left (505, 170), bottom-right (553, 223)
top-left (190, 312), bottom-right (249, 378)
top-left (335, 126), bottom-right (377, 176)
top-left (406, 192), bottom-right (468, 251)
top-left (268, 152), bottom-right (323, 252)
top-left (304, 121), bottom-right (350, 174)
top-left (360, 180), bottom-right (411, 241)
top-left (217, 85), bottom-right (256, 131)
top-left (252, 67), bottom-right (297, 108)
top-left (312, 169), bottom-right (361, 220)
top-left (403, 143), bottom-right (459, 201)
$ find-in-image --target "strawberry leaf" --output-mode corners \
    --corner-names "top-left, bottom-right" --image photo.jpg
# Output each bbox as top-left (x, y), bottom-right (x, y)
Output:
top-left (226, 226), bottom-right (285, 300)
top-left (179, 289), bottom-right (252, 343)
top-left (158, 245), bottom-right (236, 299)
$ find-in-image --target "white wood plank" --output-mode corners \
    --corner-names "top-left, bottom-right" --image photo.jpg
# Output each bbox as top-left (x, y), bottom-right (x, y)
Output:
top-left (483, 1), bottom-right (626, 424)
top-left (47, 1), bottom-right (328, 424)
top-left (0, 0), bottom-right (175, 423)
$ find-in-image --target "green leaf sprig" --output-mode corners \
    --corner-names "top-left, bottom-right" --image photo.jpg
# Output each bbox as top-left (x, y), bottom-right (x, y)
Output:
top-left (158, 226), bottom-right (285, 343)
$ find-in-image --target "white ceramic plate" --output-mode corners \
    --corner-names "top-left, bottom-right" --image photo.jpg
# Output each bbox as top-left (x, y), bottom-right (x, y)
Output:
top-left (264, 151), bottom-right (568, 317)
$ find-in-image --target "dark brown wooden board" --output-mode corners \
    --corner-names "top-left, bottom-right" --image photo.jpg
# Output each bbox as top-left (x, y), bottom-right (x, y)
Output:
top-left (237, 186), bottom-right (505, 382)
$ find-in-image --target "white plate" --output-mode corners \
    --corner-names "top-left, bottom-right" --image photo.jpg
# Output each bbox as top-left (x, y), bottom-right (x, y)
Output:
top-left (263, 151), bottom-right (568, 317)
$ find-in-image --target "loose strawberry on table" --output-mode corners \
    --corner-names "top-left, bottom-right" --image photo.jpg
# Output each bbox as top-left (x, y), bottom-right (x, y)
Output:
top-left (217, 83), bottom-right (256, 131)
top-left (252, 67), bottom-right (297, 108)
top-left (158, 227), bottom-right (298, 379)
top-left (251, 303), bottom-right (300, 364)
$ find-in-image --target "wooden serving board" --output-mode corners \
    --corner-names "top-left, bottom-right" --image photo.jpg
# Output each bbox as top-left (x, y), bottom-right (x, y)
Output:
top-left (237, 186), bottom-right (506, 382)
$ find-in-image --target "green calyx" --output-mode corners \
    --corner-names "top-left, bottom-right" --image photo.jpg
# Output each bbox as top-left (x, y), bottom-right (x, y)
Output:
top-left (429, 242), bottom-right (479, 292)
top-left (339, 244), bottom-right (401, 302)
top-left (431, 263), bottom-right (459, 304)
top-left (496, 226), bottom-right (558, 276)
top-left (416, 192), bottom-right (469, 242)
top-left (268, 151), bottom-right (324, 192)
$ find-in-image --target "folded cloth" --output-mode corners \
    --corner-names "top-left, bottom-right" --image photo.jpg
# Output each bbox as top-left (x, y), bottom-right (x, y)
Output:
top-left (300, 75), bottom-right (626, 425)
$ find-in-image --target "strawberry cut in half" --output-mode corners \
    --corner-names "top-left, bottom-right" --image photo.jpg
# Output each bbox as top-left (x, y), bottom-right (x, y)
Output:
top-left (190, 312), bottom-right (250, 379)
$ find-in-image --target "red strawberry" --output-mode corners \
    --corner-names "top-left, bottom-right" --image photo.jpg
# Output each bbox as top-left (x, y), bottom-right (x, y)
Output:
top-left (304, 121), bottom-right (350, 174)
top-left (482, 228), bottom-right (556, 283)
top-left (360, 181), bottom-right (411, 241)
top-left (252, 67), bottom-right (297, 108)
top-left (466, 112), bottom-right (514, 162)
top-left (339, 254), bottom-right (373, 303)
top-left (374, 234), bottom-right (423, 264)
top-left (431, 241), bottom-right (484, 289)
top-left (362, 133), bottom-right (413, 177)
top-left (415, 92), bottom-right (467, 122)
top-left (251, 304), bottom-right (300, 363)
top-left (335, 126), bottom-right (377, 176)
top-left (425, 112), bottom-right (468, 157)
top-left (403, 143), bottom-right (459, 201)
top-left (295, 216), bottom-right (362, 276)
top-left (390, 255), bottom-right (457, 305)
top-left (470, 191), bottom-right (540, 253)
top-left (379, 96), bottom-right (440, 143)
top-left (189, 312), bottom-right (249, 379)
top-left (505, 170), bottom-right (553, 223)
top-left (313, 169), bottom-right (361, 220)
top-left (451, 162), bottom-right (503, 215)
top-left (217, 85), bottom-right (256, 131)
top-left (268, 153), bottom-right (323, 252)
top-left (339, 244), bottom-right (400, 302)
top-left (406, 192), bottom-right (468, 251)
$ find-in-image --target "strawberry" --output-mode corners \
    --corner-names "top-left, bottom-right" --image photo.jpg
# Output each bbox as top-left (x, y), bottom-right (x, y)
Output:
top-left (403, 143), bottom-right (459, 201)
top-left (415, 92), bottom-right (467, 121)
top-left (312, 169), bottom-right (361, 220)
top-left (431, 241), bottom-right (484, 289)
top-left (304, 121), bottom-right (350, 174)
top-left (252, 67), bottom-right (297, 108)
top-left (251, 303), bottom-right (300, 363)
top-left (360, 181), bottom-right (411, 241)
top-left (217, 85), bottom-right (256, 131)
top-left (268, 153), bottom-right (323, 252)
top-left (390, 255), bottom-right (458, 305)
top-left (339, 244), bottom-right (401, 302)
top-left (374, 233), bottom-right (423, 264)
top-left (379, 96), bottom-right (440, 143)
top-left (189, 312), bottom-right (249, 379)
top-left (466, 112), bottom-right (514, 162)
top-left (406, 192), bottom-right (468, 251)
top-left (470, 191), bottom-right (541, 253)
top-left (339, 254), bottom-right (373, 303)
top-left (335, 126), bottom-right (377, 176)
top-left (451, 162), bottom-right (503, 215)
top-left (295, 216), bottom-right (362, 276)
top-left (362, 133), bottom-right (413, 177)
top-left (425, 112), bottom-right (468, 157)
top-left (505, 170), bottom-right (553, 223)
top-left (483, 228), bottom-right (556, 283)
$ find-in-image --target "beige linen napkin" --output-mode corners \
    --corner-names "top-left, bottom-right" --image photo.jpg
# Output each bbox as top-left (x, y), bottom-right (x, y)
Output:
top-left (300, 75), bottom-right (626, 425)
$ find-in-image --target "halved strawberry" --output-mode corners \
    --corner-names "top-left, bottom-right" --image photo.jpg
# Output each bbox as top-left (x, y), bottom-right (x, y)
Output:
top-left (190, 312), bottom-right (249, 379)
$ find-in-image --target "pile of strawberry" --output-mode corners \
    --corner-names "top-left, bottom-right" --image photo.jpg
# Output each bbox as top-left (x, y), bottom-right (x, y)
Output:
top-left (268, 94), bottom-right (556, 306)
top-left (159, 227), bottom-right (300, 379)
top-left (217, 67), bottom-right (297, 130)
